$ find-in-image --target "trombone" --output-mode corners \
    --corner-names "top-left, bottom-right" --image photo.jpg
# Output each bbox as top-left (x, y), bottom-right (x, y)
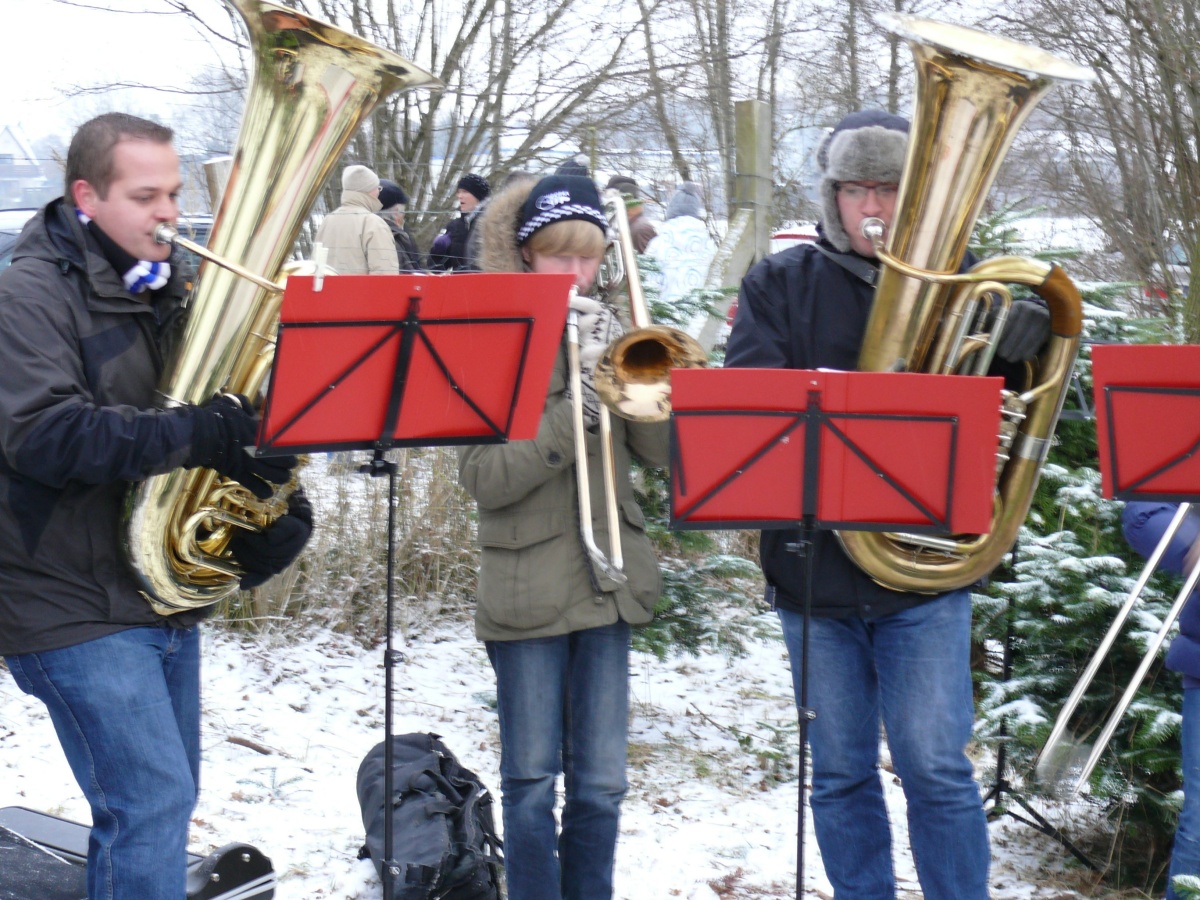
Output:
top-left (566, 296), bottom-right (625, 585)
top-left (1036, 502), bottom-right (1200, 794)
top-left (566, 189), bottom-right (708, 581)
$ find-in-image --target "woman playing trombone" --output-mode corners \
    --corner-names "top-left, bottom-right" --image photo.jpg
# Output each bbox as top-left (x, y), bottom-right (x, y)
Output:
top-left (457, 174), bottom-right (669, 900)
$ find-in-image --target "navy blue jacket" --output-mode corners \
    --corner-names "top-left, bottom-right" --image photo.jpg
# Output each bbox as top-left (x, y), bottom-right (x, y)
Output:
top-left (0, 199), bottom-right (206, 655)
top-left (1122, 501), bottom-right (1200, 687)
top-left (724, 235), bottom-right (951, 619)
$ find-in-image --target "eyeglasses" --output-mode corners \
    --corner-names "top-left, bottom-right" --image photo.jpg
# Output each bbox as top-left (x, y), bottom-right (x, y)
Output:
top-left (836, 182), bottom-right (899, 202)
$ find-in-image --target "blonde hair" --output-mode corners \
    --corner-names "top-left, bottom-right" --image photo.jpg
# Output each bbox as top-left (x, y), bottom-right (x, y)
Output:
top-left (523, 219), bottom-right (606, 261)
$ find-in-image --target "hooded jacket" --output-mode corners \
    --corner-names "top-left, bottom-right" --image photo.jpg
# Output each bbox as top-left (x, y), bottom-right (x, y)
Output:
top-left (0, 199), bottom-right (207, 656)
top-left (314, 190), bottom-right (400, 275)
top-left (457, 180), bottom-right (670, 641)
top-left (724, 231), bottom-right (952, 619)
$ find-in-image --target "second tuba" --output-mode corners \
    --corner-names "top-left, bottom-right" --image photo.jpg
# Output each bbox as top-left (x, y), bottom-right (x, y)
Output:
top-left (835, 15), bottom-right (1094, 593)
top-left (123, 0), bottom-right (440, 614)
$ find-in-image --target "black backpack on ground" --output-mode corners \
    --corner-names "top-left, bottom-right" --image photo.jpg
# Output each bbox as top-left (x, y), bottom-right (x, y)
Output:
top-left (356, 733), bottom-right (503, 899)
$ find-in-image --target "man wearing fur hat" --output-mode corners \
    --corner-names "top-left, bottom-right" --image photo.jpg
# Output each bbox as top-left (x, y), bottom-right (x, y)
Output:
top-left (315, 164), bottom-right (400, 275)
top-left (724, 109), bottom-right (1051, 898)
top-left (429, 172), bottom-right (490, 271)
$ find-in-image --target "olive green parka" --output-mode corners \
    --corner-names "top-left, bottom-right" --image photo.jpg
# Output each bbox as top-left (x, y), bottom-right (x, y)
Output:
top-left (457, 180), bottom-right (670, 641)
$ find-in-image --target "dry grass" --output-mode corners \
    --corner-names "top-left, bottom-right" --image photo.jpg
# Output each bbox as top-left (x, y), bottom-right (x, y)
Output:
top-left (218, 448), bottom-right (478, 644)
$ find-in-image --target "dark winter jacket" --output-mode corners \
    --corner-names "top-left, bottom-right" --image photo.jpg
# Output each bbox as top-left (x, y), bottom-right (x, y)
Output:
top-left (629, 211), bottom-right (656, 255)
top-left (1122, 501), bottom-right (1200, 688)
top-left (0, 199), bottom-right (207, 656)
top-left (724, 234), bottom-right (939, 619)
top-left (457, 180), bottom-right (670, 641)
top-left (429, 212), bottom-right (477, 272)
top-left (382, 217), bottom-right (425, 272)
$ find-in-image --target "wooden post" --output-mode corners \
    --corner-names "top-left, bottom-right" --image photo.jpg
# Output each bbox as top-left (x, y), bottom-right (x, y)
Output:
top-left (697, 99), bottom-right (772, 352)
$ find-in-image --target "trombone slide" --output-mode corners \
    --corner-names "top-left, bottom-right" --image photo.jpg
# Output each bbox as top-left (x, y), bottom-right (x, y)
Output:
top-left (1037, 502), bottom-right (1197, 793)
top-left (567, 308), bottom-right (626, 585)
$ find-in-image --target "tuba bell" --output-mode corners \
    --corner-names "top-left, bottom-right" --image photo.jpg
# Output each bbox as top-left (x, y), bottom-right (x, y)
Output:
top-left (123, 0), bottom-right (440, 614)
top-left (835, 15), bottom-right (1094, 593)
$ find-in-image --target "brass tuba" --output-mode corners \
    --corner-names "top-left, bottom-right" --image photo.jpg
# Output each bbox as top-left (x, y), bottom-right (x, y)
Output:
top-left (123, 0), bottom-right (440, 614)
top-left (835, 15), bottom-right (1093, 593)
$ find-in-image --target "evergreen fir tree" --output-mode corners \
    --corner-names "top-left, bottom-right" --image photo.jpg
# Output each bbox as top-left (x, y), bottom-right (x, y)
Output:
top-left (971, 203), bottom-right (1183, 891)
top-left (628, 254), bottom-right (767, 660)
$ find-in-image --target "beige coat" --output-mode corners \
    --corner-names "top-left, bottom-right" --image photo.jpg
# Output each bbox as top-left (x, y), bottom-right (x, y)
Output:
top-left (314, 190), bottom-right (399, 275)
top-left (457, 180), bottom-right (670, 641)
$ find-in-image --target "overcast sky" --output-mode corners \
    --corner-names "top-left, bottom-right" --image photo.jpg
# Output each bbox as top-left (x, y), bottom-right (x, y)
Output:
top-left (2, 0), bottom-right (233, 146)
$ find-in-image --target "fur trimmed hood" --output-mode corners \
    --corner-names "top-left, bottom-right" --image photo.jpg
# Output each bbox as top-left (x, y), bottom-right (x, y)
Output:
top-left (477, 178), bottom-right (537, 275)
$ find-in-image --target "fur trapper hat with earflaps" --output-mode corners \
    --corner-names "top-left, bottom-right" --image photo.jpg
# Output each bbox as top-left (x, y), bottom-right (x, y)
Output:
top-left (818, 110), bottom-right (909, 253)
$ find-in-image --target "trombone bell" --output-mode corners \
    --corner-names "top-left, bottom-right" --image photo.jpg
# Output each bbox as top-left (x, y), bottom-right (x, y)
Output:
top-left (594, 324), bottom-right (708, 422)
top-left (593, 189), bottom-right (708, 423)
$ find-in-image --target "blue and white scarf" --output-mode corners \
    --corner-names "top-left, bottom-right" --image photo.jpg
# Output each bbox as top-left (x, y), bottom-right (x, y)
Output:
top-left (75, 209), bottom-right (171, 294)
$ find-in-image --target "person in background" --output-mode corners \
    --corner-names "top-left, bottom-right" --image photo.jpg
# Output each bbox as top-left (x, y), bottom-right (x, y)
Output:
top-left (315, 164), bottom-right (400, 275)
top-left (0, 112), bottom-right (311, 900)
top-left (644, 181), bottom-right (717, 331)
top-left (457, 174), bottom-right (669, 900)
top-left (1123, 501), bottom-right (1200, 900)
top-left (605, 174), bottom-right (656, 254)
top-left (555, 154), bottom-right (591, 178)
top-left (429, 173), bottom-right (490, 271)
top-left (377, 178), bottom-right (424, 272)
top-left (723, 108), bottom-right (1052, 899)
top-left (465, 170), bottom-right (537, 273)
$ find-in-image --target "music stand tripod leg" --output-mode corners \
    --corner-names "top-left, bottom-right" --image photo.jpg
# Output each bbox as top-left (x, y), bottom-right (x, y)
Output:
top-left (983, 591), bottom-right (1097, 872)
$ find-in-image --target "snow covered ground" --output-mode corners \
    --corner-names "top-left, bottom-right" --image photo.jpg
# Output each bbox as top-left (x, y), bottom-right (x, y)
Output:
top-left (1, 613), bottom-right (1103, 898)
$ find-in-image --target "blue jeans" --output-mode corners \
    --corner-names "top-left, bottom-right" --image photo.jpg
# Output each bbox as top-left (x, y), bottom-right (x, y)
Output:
top-left (5, 624), bottom-right (201, 900)
top-left (778, 590), bottom-right (989, 899)
top-left (1169, 688), bottom-right (1200, 899)
top-left (486, 621), bottom-right (631, 900)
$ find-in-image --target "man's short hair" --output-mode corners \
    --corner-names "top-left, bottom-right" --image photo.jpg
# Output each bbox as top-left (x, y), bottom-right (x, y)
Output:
top-left (65, 113), bottom-right (174, 200)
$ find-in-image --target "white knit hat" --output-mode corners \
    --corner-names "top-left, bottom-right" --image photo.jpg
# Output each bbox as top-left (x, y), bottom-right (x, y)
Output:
top-left (342, 164), bottom-right (380, 194)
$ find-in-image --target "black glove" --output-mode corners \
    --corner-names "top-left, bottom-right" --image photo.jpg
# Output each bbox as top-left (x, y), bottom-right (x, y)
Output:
top-left (229, 490), bottom-right (314, 590)
top-left (184, 394), bottom-right (299, 499)
top-left (995, 299), bottom-right (1051, 364)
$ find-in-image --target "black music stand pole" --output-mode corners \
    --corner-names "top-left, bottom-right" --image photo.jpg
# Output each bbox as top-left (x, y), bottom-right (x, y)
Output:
top-left (361, 450), bottom-right (404, 896)
top-left (791, 391), bottom-right (823, 898)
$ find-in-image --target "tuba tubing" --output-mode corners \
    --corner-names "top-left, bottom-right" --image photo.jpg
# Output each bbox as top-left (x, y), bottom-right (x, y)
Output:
top-left (835, 14), bottom-right (1093, 595)
top-left (123, 0), bottom-right (440, 614)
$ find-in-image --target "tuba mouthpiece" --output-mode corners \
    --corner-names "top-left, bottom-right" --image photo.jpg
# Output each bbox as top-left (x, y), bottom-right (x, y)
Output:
top-left (860, 217), bottom-right (886, 245)
top-left (154, 222), bottom-right (179, 245)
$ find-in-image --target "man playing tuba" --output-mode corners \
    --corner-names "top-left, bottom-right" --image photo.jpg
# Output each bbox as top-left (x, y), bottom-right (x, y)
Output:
top-left (0, 113), bottom-right (311, 899)
top-left (724, 109), bottom-right (1051, 898)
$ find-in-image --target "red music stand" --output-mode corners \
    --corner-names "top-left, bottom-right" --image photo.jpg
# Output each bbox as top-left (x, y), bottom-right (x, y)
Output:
top-left (669, 366), bottom-right (1003, 898)
top-left (670, 368), bottom-right (1000, 532)
top-left (1092, 344), bottom-right (1200, 500)
top-left (259, 272), bottom-right (568, 452)
top-left (259, 271), bottom-right (572, 898)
